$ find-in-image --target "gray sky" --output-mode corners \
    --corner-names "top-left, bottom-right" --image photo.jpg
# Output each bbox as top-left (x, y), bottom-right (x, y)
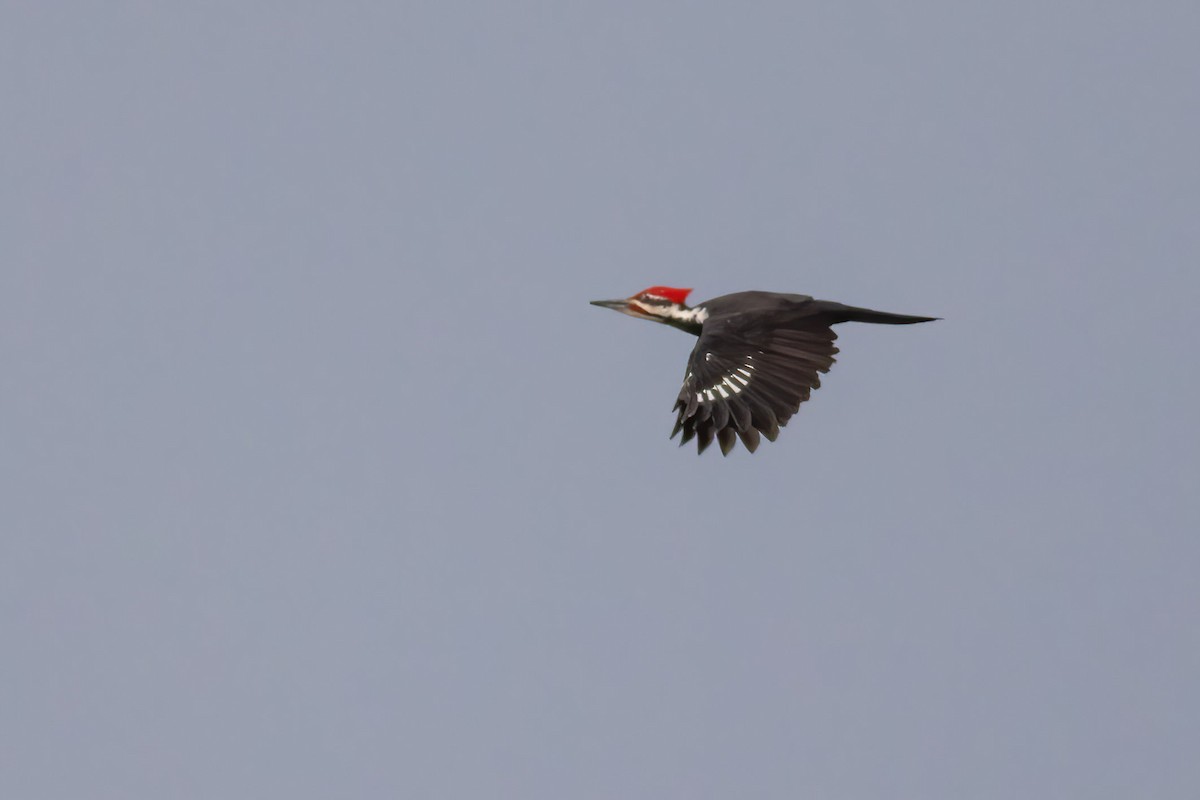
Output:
top-left (3, 2), bottom-right (1198, 797)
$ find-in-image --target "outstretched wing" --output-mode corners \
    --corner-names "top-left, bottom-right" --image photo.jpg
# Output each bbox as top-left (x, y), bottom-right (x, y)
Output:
top-left (672, 325), bottom-right (839, 455)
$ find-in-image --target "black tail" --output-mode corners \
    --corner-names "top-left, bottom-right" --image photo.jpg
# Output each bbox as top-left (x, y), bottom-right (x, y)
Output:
top-left (814, 301), bottom-right (940, 325)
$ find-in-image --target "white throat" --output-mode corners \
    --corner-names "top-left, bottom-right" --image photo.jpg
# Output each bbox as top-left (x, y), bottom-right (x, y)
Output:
top-left (668, 305), bottom-right (708, 324)
top-left (632, 299), bottom-right (708, 325)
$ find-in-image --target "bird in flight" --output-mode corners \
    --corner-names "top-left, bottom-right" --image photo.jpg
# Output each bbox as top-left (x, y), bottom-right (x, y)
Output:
top-left (591, 286), bottom-right (938, 455)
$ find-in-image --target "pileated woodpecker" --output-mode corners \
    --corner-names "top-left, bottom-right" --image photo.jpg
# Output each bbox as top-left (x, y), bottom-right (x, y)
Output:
top-left (591, 286), bottom-right (938, 455)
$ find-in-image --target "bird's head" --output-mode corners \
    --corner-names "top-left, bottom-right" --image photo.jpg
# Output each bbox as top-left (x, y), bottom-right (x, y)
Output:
top-left (590, 286), bottom-right (698, 327)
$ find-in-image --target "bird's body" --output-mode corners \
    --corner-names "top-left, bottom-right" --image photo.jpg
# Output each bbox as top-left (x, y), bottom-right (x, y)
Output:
top-left (591, 286), bottom-right (937, 455)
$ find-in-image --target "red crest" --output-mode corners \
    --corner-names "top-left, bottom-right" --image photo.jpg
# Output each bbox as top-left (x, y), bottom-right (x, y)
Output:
top-left (638, 286), bottom-right (692, 305)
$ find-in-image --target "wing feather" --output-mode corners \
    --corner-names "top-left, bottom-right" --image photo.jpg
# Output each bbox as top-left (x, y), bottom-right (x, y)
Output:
top-left (671, 324), bottom-right (839, 455)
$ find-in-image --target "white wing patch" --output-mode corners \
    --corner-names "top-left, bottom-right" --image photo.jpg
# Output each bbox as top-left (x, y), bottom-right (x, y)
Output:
top-left (695, 357), bottom-right (756, 403)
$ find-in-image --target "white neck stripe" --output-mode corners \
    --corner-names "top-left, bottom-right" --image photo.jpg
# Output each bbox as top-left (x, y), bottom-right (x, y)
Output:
top-left (633, 300), bottom-right (707, 324)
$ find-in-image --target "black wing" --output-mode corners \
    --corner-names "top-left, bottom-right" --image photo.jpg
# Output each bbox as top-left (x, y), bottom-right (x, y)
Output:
top-left (671, 325), bottom-right (839, 455)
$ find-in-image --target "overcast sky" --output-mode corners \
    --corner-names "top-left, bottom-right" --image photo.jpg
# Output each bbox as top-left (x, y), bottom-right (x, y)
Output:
top-left (3, 2), bottom-right (1199, 798)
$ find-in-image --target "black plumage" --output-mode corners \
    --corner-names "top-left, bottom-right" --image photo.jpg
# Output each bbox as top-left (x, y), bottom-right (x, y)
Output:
top-left (591, 288), bottom-right (938, 455)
